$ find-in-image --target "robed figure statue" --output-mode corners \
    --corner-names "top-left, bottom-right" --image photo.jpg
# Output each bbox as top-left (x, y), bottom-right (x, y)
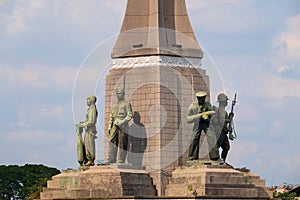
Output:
top-left (76, 95), bottom-right (98, 166)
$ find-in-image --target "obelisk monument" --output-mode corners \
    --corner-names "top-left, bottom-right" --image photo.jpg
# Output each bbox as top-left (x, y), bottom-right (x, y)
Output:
top-left (40, 1), bottom-right (273, 199)
top-left (104, 0), bottom-right (210, 194)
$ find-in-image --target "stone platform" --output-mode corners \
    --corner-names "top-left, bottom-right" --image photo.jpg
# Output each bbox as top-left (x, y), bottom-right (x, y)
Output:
top-left (41, 163), bottom-right (273, 200)
top-left (40, 165), bottom-right (157, 199)
top-left (165, 162), bottom-right (272, 199)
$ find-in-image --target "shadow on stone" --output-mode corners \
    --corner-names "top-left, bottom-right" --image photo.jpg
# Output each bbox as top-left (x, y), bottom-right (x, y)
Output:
top-left (127, 111), bottom-right (147, 167)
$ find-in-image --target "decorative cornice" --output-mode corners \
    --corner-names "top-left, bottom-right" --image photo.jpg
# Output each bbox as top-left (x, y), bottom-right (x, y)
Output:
top-left (112, 56), bottom-right (202, 69)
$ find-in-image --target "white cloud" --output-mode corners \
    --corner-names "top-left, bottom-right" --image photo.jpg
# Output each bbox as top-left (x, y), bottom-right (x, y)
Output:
top-left (51, 0), bottom-right (125, 34)
top-left (229, 139), bottom-right (260, 166)
top-left (0, 64), bottom-right (77, 90)
top-left (38, 105), bottom-right (66, 118)
top-left (5, 129), bottom-right (63, 143)
top-left (16, 103), bottom-right (73, 128)
top-left (249, 74), bottom-right (300, 99)
top-left (103, 0), bottom-right (126, 13)
top-left (16, 120), bottom-right (32, 129)
top-left (186, 0), bottom-right (259, 35)
top-left (276, 65), bottom-right (294, 74)
top-left (186, 0), bottom-right (252, 10)
top-left (2, 0), bottom-right (124, 39)
top-left (267, 120), bottom-right (284, 137)
top-left (272, 14), bottom-right (300, 67)
top-left (4, 0), bottom-right (46, 34)
top-left (0, 129), bottom-right (77, 169)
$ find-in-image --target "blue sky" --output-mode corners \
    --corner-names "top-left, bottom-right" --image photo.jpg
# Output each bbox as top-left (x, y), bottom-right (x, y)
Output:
top-left (0, 0), bottom-right (299, 186)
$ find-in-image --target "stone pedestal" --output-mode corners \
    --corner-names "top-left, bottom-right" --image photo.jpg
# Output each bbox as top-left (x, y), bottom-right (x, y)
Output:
top-left (104, 56), bottom-right (210, 195)
top-left (165, 163), bottom-right (273, 199)
top-left (40, 166), bottom-right (157, 199)
top-left (105, 56), bottom-right (210, 166)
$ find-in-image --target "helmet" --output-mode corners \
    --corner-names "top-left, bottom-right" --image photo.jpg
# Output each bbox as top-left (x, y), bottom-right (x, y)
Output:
top-left (217, 93), bottom-right (229, 102)
top-left (196, 91), bottom-right (207, 97)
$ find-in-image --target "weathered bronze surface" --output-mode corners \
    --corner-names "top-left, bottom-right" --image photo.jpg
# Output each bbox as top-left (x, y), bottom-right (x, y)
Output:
top-left (108, 88), bottom-right (133, 163)
top-left (76, 95), bottom-right (98, 166)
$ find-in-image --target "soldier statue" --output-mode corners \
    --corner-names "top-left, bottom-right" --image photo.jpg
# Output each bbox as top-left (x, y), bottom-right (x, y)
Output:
top-left (187, 91), bottom-right (215, 160)
top-left (208, 93), bottom-right (235, 163)
top-left (108, 88), bottom-right (133, 163)
top-left (76, 95), bottom-right (98, 166)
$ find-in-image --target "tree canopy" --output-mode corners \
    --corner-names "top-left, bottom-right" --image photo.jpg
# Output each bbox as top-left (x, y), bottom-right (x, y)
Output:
top-left (0, 164), bottom-right (60, 200)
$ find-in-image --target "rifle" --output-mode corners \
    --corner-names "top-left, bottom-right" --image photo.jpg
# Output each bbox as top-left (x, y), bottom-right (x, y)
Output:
top-left (228, 93), bottom-right (237, 140)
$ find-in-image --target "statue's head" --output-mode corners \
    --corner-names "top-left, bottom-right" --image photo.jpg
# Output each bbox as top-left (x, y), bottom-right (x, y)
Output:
top-left (87, 95), bottom-right (97, 106)
top-left (196, 91), bottom-right (207, 105)
top-left (217, 93), bottom-right (229, 106)
top-left (115, 88), bottom-right (125, 101)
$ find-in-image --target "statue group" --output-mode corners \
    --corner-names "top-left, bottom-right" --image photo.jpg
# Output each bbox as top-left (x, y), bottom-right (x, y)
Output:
top-left (76, 90), bottom-right (236, 166)
top-left (187, 92), bottom-right (237, 164)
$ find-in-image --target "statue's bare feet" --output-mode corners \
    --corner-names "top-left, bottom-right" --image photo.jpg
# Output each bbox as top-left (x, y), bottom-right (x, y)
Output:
top-left (83, 161), bottom-right (94, 166)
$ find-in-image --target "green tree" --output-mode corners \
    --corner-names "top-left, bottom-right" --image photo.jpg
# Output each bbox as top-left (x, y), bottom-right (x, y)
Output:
top-left (273, 191), bottom-right (297, 200)
top-left (0, 164), bottom-right (60, 200)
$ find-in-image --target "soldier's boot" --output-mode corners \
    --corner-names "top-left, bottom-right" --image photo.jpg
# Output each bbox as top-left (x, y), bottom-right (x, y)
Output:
top-left (108, 142), bottom-right (118, 163)
top-left (117, 149), bottom-right (127, 163)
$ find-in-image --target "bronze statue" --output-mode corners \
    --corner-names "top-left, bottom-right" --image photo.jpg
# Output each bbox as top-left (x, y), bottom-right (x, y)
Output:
top-left (108, 88), bottom-right (133, 163)
top-left (76, 95), bottom-right (98, 166)
top-left (208, 93), bottom-right (236, 163)
top-left (187, 91), bottom-right (215, 160)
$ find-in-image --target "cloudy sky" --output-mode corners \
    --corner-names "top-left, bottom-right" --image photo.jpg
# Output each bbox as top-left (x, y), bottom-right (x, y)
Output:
top-left (0, 0), bottom-right (299, 186)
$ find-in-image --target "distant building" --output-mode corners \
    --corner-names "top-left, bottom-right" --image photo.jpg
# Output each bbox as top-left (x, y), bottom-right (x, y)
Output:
top-left (289, 185), bottom-right (300, 197)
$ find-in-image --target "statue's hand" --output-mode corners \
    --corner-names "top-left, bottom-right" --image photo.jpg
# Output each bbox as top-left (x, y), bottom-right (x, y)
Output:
top-left (77, 123), bottom-right (81, 128)
top-left (202, 114), bottom-right (209, 120)
top-left (114, 118), bottom-right (124, 126)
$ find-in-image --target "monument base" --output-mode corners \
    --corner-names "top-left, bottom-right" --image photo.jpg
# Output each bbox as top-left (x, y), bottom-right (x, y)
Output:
top-left (165, 163), bottom-right (273, 199)
top-left (41, 163), bottom-right (273, 199)
top-left (40, 165), bottom-right (157, 200)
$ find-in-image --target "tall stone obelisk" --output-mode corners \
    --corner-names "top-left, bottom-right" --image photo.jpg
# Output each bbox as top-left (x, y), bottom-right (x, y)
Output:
top-left (104, 0), bottom-right (210, 195)
top-left (41, 1), bottom-right (273, 199)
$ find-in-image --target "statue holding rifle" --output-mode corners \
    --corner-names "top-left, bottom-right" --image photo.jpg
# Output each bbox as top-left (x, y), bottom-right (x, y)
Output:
top-left (209, 93), bottom-right (237, 163)
top-left (187, 91), bottom-right (216, 160)
top-left (76, 95), bottom-right (98, 166)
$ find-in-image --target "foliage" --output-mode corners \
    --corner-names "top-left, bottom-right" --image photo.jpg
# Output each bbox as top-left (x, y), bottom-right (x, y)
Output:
top-left (187, 185), bottom-right (193, 191)
top-left (273, 191), bottom-right (298, 199)
top-left (0, 164), bottom-right (60, 200)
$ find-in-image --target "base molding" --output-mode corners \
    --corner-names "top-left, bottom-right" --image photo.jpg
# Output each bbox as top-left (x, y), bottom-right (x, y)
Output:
top-left (41, 164), bottom-right (272, 200)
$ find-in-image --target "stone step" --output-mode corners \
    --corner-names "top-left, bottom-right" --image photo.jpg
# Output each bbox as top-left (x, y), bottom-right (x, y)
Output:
top-left (169, 175), bottom-right (255, 185)
top-left (205, 171), bottom-right (244, 177)
top-left (165, 186), bottom-right (205, 197)
top-left (166, 182), bottom-right (256, 194)
top-left (166, 186), bottom-right (259, 198)
top-left (47, 177), bottom-right (79, 189)
top-left (205, 187), bottom-right (258, 198)
top-left (123, 188), bottom-right (158, 196)
top-left (78, 175), bottom-right (154, 186)
top-left (206, 175), bottom-right (255, 185)
top-left (40, 188), bottom-right (67, 199)
top-left (205, 183), bottom-right (256, 188)
top-left (256, 186), bottom-right (274, 198)
top-left (169, 176), bottom-right (205, 184)
top-left (172, 171), bottom-right (243, 178)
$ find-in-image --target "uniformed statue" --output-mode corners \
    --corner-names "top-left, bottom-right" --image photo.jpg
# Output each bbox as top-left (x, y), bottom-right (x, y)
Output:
top-left (209, 93), bottom-right (232, 162)
top-left (76, 95), bottom-right (98, 166)
top-left (187, 91), bottom-right (215, 160)
top-left (108, 88), bottom-right (133, 163)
